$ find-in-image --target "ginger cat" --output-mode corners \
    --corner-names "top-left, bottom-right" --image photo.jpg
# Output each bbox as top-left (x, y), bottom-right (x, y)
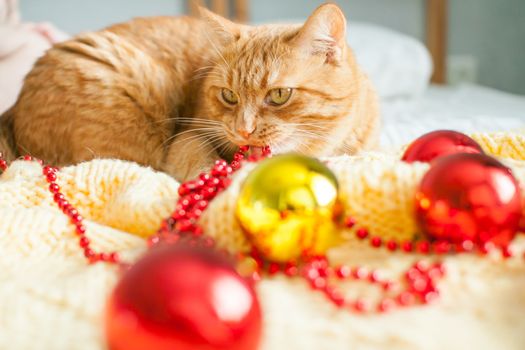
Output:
top-left (0, 3), bottom-right (379, 181)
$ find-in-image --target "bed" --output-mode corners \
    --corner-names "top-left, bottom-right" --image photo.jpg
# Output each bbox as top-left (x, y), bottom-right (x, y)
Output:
top-left (381, 84), bottom-right (525, 146)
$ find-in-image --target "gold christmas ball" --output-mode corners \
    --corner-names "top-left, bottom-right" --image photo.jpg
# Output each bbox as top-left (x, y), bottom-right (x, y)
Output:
top-left (236, 154), bottom-right (342, 262)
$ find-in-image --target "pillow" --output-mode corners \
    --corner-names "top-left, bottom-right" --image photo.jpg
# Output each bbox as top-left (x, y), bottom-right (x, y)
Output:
top-left (347, 22), bottom-right (433, 99)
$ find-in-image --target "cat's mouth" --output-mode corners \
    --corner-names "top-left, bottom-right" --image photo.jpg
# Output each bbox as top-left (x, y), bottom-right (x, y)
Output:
top-left (228, 138), bottom-right (268, 148)
top-left (224, 132), bottom-right (271, 151)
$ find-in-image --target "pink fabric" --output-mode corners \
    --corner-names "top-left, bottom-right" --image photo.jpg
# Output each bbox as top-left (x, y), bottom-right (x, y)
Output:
top-left (0, 0), bottom-right (69, 113)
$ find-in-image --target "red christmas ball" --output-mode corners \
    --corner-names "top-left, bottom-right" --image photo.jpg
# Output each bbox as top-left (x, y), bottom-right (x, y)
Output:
top-left (402, 130), bottom-right (484, 163)
top-left (415, 153), bottom-right (522, 247)
top-left (105, 245), bottom-right (262, 350)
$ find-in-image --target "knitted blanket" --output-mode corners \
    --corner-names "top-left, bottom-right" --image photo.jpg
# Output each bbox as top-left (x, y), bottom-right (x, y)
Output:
top-left (1, 132), bottom-right (525, 350)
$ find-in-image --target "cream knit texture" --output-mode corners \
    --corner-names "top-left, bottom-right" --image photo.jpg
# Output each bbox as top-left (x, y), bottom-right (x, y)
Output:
top-left (1, 132), bottom-right (525, 350)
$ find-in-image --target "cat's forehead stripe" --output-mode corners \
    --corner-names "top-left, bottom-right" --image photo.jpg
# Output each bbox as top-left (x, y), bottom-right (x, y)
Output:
top-left (229, 36), bottom-right (287, 90)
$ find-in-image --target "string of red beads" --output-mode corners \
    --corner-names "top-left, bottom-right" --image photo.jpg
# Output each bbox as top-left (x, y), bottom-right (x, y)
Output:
top-left (343, 216), bottom-right (509, 258)
top-left (253, 252), bottom-right (444, 313)
top-left (42, 162), bottom-right (121, 264)
top-left (0, 155), bottom-right (122, 265)
top-left (0, 148), bottom-right (449, 314)
top-left (147, 145), bottom-right (271, 248)
top-left (0, 152), bottom-right (7, 172)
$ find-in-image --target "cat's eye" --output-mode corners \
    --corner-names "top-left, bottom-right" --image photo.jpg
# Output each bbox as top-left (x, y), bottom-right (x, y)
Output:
top-left (220, 88), bottom-right (239, 105)
top-left (266, 88), bottom-right (293, 106)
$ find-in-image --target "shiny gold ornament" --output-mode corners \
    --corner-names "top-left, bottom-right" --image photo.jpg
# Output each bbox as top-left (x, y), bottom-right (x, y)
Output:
top-left (236, 154), bottom-right (342, 262)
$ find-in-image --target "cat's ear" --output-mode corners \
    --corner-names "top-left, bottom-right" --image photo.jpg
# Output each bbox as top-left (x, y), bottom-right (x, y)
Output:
top-left (198, 6), bottom-right (243, 44)
top-left (291, 3), bottom-right (347, 63)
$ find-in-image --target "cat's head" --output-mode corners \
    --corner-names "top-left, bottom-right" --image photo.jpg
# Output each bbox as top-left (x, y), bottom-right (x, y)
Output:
top-left (196, 3), bottom-right (362, 156)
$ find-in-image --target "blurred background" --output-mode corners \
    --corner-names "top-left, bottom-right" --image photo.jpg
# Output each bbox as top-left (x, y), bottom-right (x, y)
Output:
top-left (17, 0), bottom-right (525, 95)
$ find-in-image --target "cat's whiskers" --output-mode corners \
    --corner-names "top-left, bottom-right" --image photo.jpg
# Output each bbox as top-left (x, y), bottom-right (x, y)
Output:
top-left (176, 117), bottom-right (226, 127)
top-left (287, 120), bottom-right (334, 125)
top-left (274, 130), bottom-right (314, 155)
top-left (177, 116), bottom-right (223, 122)
top-left (238, 122), bottom-right (336, 156)
top-left (84, 146), bottom-right (98, 159)
top-left (171, 126), bottom-right (222, 137)
top-left (287, 124), bottom-right (332, 133)
top-left (291, 124), bottom-right (338, 144)
top-left (202, 29), bottom-right (232, 73)
top-left (294, 130), bottom-right (332, 144)
top-left (163, 132), bottom-right (224, 161)
top-left (293, 129), bottom-right (332, 148)
top-left (176, 121), bottom-right (223, 128)
top-left (178, 118), bottom-right (227, 132)
top-left (190, 133), bottom-right (230, 161)
top-left (193, 69), bottom-right (221, 77)
top-left (224, 141), bottom-right (237, 154)
top-left (193, 65), bottom-right (215, 73)
top-left (294, 128), bottom-right (357, 155)
top-left (152, 117), bottom-right (228, 158)
top-left (190, 58), bottom-right (227, 79)
top-left (267, 134), bottom-right (285, 155)
top-left (155, 128), bottom-right (223, 158)
top-left (152, 117), bottom-right (225, 127)
top-left (204, 137), bottom-right (231, 160)
top-left (294, 140), bottom-right (313, 155)
top-left (168, 130), bottom-right (224, 148)
top-left (190, 70), bottom-right (225, 82)
top-left (297, 126), bottom-right (358, 154)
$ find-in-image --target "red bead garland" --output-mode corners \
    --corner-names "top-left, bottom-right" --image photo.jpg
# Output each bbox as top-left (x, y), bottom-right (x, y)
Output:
top-left (148, 145), bottom-right (272, 249)
top-left (42, 162), bottom-right (121, 264)
top-left (343, 214), bottom-right (508, 257)
top-left (125, 145), bottom-right (448, 314)
top-left (297, 256), bottom-right (444, 313)
top-left (8, 146), bottom-right (510, 315)
top-left (1, 133), bottom-right (524, 321)
top-left (0, 152), bottom-right (7, 172)
top-left (0, 155), bottom-right (122, 265)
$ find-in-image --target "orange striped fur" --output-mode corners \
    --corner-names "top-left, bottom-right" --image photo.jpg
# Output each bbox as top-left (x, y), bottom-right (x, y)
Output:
top-left (0, 3), bottom-right (379, 180)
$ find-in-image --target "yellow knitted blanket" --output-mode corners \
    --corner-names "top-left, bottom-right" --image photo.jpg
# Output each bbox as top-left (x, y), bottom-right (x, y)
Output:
top-left (1, 132), bottom-right (525, 350)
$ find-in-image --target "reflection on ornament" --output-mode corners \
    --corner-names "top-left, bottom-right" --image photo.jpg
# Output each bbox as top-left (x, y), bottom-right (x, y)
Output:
top-left (402, 130), bottom-right (483, 163)
top-left (105, 245), bottom-right (261, 350)
top-left (415, 153), bottom-right (521, 247)
top-left (236, 154), bottom-right (342, 262)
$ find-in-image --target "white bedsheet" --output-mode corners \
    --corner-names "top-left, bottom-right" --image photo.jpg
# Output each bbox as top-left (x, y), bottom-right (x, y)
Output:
top-left (380, 83), bottom-right (525, 148)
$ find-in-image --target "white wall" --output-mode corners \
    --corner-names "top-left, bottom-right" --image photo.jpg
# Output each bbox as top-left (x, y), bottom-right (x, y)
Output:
top-left (250, 0), bottom-right (425, 40)
top-left (20, 0), bottom-right (424, 38)
top-left (20, 0), bottom-right (184, 33)
top-left (448, 0), bottom-right (525, 95)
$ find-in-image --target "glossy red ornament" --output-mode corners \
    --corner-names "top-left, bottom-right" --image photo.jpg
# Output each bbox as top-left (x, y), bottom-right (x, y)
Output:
top-left (106, 245), bottom-right (262, 350)
top-left (415, 153), bottom-right (522, 247)
top-left (402, 130), bottom-right (484, 163)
